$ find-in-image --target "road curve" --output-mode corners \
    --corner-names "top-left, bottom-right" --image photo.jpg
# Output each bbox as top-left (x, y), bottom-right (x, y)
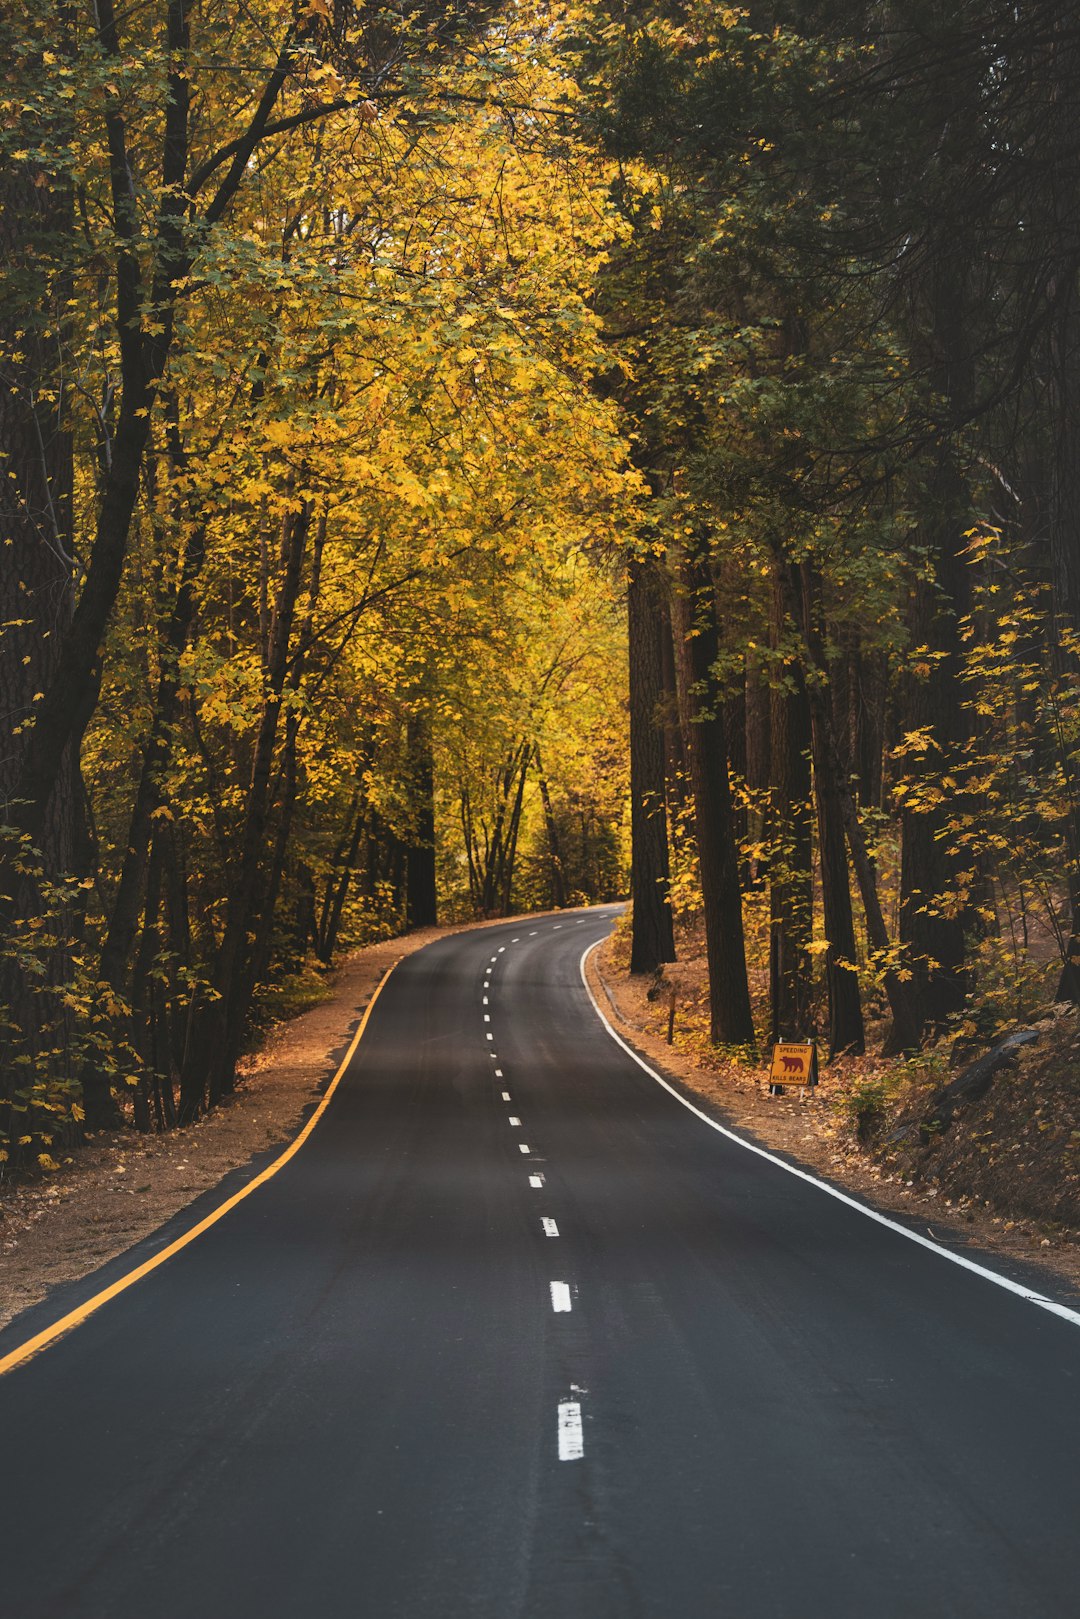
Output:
top-left (1, 907), bottom-right (1079, 1618)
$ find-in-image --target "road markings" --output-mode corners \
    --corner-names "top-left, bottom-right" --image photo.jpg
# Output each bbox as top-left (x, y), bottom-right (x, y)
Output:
top-left (490, 954), bottom-right (497, 963)
top-left (498, 946), bottom-right (506, 953)
top-left (553, 924), bottom-right (562, 930)
top-left (486, 1032), bottom-right (494, 1041)
top-left (529, 1173), bottom-right (544, 1188)
top-left (542, 1218), bottom-right (559, 1237)
top-left (502, 1090), bottom-right (511, 1101)
top-left (0, 959), bottom-right (403, 1380)
top-left (550, 1281), bottom-right (572, 1312)
top-left (558, 1401), bottom-right (584, 1461)
top-left (482, 996), bottom-right (489, 1005)
top-left (509, 1116), bottom-right (521, 1127)
top-left (529, 930), bottom-right (537, 935)
top-left (579, 939), bottom-right (1080, 1333)
top-left (512, 937), bottom-right (520, 942)
top-left (484, 1014), bottom-right (491, 1023)
top-left (519, 1143), bottom-right (531, 1154)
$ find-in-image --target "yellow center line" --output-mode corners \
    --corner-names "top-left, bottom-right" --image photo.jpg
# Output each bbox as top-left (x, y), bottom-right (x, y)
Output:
top-left (0, 961), bottom-right (399, 1380)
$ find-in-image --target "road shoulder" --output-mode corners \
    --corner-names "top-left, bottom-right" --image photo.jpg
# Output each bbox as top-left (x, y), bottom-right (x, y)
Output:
top-left (584, 933), bottom-right (1080, 1299)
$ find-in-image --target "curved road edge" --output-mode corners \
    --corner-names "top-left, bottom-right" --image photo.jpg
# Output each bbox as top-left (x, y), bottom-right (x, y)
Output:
top-left (0, 963), bottom-right (400, 1380)
top-left (579, 937), bottom-right (1080, 1333)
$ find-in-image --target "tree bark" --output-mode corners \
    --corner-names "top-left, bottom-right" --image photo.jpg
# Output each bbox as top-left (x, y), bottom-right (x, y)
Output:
top-left (768, 574), bottom-right (813, 1044)
top-left (535, 751), bottom-right (567, 909)
top-left (677, 563), bottom-right (756, 1046)
top-left (628, 557), bottom-right (675, 973)
top-left (406, 706), bottom-right (438, 929)
top-left (796, 563), bottom-right (865, 1057)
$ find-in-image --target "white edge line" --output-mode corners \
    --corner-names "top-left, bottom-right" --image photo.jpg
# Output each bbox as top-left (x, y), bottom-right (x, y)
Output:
top-left (578, 939), bottom-right (1080, 1331)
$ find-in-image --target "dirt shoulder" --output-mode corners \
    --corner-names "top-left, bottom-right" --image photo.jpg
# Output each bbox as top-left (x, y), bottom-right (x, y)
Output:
top-left (0, 914), bottom-right (552, 1333)
top-left (585, 933), bottom-right (1080, 1296)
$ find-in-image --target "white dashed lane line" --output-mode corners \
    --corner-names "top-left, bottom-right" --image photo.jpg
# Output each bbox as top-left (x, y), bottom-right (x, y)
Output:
top-left (558, 1401), bottom-right (584, 1461)
top-left (482, 924), bottom-right (589, 1466)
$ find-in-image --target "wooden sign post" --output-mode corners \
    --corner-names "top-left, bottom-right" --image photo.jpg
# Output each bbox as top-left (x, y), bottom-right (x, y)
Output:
top-left (769, 1042), bottom-right (818, 1096)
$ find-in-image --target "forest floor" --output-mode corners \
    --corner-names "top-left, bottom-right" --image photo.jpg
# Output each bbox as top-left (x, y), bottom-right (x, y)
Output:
top-left (587, 923), bottom-right (1080, 1295)
top-left (4, 906), bottom-right (1079, 1335)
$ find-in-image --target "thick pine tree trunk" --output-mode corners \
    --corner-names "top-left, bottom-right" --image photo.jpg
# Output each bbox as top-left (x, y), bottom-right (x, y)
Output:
top-left (628, 557), bottom-right (675, 973)
top-left (898, 427), bottom-right (972, 1035)
top-left (678, 563), bottom-right (756, 1047)
top-left (1040, 17), bottom-right (1080, 997)
top-left (1049, 276), bottom-right (1080, 997)
top-left (768, 576), bottom-right (813, 1045)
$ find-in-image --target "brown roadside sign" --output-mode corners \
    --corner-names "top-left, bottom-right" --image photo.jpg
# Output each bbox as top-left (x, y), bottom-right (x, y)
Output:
top-left (770, 1043), bottom-right (816, 1086)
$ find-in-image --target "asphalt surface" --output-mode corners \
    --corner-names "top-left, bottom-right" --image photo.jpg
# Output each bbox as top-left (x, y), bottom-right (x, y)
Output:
top-left (1, 906), bottom-right (1079, 1618)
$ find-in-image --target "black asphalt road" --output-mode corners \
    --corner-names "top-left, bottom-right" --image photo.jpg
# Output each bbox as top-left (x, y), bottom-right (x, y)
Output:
top-left (2, 907), bottom-right (1079, 1619)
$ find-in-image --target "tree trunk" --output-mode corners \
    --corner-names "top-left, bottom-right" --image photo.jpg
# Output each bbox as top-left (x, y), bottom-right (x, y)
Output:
top-left (0, 124), bottom-right (93, 1122)
top-left (797, 563), bottom-right (865, 1057)
top-left (178, 498), bottom-right (311, 1120)
top-left (768, 574), bottom-right (814, 1044)
top-left (405, 706), bottom-right (438, 929)
top-left (535, 751), bottom-right (567, 909)
top-left (677, 562), bottom-right (756, 1046)
top-left (628, 556), bottom-right (675, 973)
